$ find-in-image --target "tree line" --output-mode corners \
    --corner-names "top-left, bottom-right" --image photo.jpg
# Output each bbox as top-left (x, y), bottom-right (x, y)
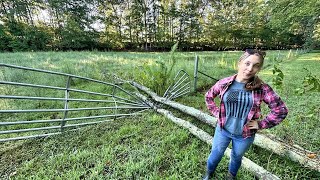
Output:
top-left (0, 0), bottom-right (319, 52)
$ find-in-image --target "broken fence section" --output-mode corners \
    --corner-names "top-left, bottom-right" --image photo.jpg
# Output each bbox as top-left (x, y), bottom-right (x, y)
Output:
top-left (0, 64), bottom-right (151, 142)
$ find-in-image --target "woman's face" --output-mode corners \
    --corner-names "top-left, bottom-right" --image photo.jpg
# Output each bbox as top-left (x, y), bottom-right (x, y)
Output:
top-left (237, 55), bottom-right (262, 82)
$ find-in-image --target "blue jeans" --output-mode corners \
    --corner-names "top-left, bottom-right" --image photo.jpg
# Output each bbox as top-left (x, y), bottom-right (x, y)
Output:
top-left (206, 126), bottom-right (255, 176)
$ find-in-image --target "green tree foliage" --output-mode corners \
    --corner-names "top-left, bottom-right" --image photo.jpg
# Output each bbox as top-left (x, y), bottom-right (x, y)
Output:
top-left (137, 42), bottom-right (178, 95)
top-left (295, 68), bottom-right (320, 94)
top-left (0, 24), bottom-right (12, 51)
top-left (3, 20), bottom-right (52, 51)
top-left (267, 0), bottom-right (320, 49)
top-left (272, 64), bottom-right (284, 90)
top-left (0, 0), bottom-right (319, 51)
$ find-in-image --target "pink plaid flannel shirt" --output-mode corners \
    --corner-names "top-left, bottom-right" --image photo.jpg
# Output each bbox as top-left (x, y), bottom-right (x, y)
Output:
top-left (205, 75), bottom-right (288, 138)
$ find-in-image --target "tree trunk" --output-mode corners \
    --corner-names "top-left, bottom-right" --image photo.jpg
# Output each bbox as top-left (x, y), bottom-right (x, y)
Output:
top-left (125, 2), bottom-right (132, 44)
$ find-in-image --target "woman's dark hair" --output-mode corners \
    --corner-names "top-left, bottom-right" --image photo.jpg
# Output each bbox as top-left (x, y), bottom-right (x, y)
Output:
top-left (245, 76), bottom-right (263, 90)
top-left (238, 49), bottom-right (266, 90)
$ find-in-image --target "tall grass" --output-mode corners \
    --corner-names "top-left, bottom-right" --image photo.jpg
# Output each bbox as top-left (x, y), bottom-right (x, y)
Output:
top-left (1, 50), bottom-right (319, 179)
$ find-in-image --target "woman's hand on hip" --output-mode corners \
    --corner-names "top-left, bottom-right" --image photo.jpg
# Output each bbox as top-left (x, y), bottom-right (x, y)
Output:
top-left (247, 120), bottom-right (259, 130)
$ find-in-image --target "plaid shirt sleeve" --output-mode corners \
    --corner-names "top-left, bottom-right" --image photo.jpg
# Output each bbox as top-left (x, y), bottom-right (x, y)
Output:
top-left (258, 84), bottom-right (288, 129)
top-left (205, 81), bottom-right (222, 118)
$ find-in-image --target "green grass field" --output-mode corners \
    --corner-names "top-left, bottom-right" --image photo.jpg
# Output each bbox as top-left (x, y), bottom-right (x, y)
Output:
top-left (0, 50), bottom-right (319, 179)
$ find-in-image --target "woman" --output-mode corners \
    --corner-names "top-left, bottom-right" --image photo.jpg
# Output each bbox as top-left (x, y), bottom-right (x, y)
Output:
top-left (203, 49), bottom-right (288, 180)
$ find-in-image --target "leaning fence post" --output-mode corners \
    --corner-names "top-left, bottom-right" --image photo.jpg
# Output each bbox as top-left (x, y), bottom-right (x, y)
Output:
top-left (112, 84), bottom-right (118, 120)
top-left (194, 55), bottom-right (199, 92)
top-left (61, 76), bottom-right (71, 132)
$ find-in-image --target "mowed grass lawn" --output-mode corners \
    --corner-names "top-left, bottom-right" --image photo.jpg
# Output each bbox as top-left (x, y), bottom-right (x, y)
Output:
top-left (0, 50), bottom-right (319, 179)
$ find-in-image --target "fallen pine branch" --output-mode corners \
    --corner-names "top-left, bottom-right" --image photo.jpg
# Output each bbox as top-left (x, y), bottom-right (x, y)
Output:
top-left (129, 80), bottom-right (320, 172)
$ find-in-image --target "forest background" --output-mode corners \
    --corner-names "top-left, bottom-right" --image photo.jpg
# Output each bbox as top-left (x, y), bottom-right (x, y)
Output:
top-left (0, 0), bottom-right (320, 52)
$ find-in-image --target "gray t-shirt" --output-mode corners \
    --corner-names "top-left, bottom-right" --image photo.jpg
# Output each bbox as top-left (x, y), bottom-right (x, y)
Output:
top-left (222, 80), bottom-right (253, 135)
